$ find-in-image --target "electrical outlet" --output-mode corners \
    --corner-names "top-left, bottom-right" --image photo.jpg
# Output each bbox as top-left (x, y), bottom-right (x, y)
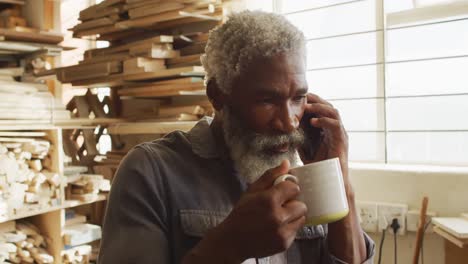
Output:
top-left (407, 210), bottom-right (436, 233)
top-left (356, 201), bottom-right (378, 233)
top-left (378, 202), bottom-right (408, 235)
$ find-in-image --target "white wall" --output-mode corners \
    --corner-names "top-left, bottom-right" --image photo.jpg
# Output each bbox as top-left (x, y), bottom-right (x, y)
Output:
top-left (350, 164), bottom-right (468, 263)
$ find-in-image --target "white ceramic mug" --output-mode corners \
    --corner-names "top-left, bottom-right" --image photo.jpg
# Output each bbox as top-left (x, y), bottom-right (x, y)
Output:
top-left (274, 158), bottom-right (349, 226)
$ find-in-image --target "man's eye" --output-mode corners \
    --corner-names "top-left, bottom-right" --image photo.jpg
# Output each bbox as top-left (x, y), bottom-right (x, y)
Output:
top-left (293, 95), bottom-right (306, 102)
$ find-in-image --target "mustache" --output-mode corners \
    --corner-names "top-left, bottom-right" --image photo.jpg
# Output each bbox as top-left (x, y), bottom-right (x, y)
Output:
top-left (250, 128), bottom-right (305, 152)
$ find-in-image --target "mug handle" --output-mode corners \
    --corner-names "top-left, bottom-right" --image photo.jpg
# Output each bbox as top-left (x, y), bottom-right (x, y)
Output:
top-left (273, 174), bottom-right (299, 186)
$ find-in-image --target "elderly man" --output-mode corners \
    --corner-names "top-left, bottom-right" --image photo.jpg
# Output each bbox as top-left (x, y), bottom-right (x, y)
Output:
top-left (98, 11), bottom-right (375, 264)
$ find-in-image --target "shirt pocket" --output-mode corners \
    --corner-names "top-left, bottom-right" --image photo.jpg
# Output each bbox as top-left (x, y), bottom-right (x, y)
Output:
top-left (179, 209), bottom-right (229, 237)
top-left (179, 209), bottom-right (327, 264)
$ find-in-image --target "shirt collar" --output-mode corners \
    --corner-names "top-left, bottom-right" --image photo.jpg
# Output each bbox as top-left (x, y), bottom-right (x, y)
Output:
top-left (187, 116), bottom-right (221, 159)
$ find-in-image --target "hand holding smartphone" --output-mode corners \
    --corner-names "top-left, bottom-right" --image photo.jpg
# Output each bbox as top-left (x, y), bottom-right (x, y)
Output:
top-left (299, 112), bottom-right (323, 161)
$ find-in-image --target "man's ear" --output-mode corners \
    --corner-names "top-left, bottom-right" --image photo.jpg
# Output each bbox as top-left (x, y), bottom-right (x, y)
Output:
top-left (206, 78), bottom-right (226, 111)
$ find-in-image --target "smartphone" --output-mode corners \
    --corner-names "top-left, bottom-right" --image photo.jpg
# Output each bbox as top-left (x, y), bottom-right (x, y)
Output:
top-left (299, 112), bottom-right (323, 160)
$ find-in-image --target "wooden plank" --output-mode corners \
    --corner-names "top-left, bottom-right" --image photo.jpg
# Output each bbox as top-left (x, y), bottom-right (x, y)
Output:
top-left (79, 51), bottom-right (131, 65)
top-left (148, 16), bottom-right (219, 33)
top-left (0, 131), bottom-right (47, 137)
top-left (0, 220), bottom-right (16, 233)
top-left (97, 27), bottom-right (149, 42)
top-left (0, 67), bottom-right (23, 76)
top-left (166, 54), bottom-right (201, 68)
top-left (123, 57), bottom-right (166, 75)
top-left (124, 0), bottom-right (160, 10)
top-left (56, 61), bottom-right (122, 83)
top-left (128, 2), bottom-right (185, 19)
top-left (79, 5), bottom-right (123, 21)
top-left (0, 80), bottom-right (38, 94)
top-left (158, 104), bottom-right (204, 118)
top-left (84, 35), bottom-right (173, 57)
top-left (0, 0), bottom-right (24, 5)
top-left (72, 17), bottom-right (116, 32)
top-left (179, 41), bottom-right (206, 56)
top-left (124, 66), bottom-right (204, 81)
top-left (0, 28), bottom-right (63, 44)
top-left (0, 109), bottom-right (70, 120)
top-left (118, 82), bottom-right (204, 97)
top-left (0, 100), bottom-right (64, 110)
top-left (33, 68), bottom-right (56, 77)
top-left (0, 15), bottom-right (27, 28)
top-left (73, 24), bottom-right (123, 38)
top-left (70, 73), bottom-right (124, 88)
top-left (0, 195), bottom-right (107, 223)
top-left (98, 0), bottom-right (125, 8)
top-left (0, 40), bottom-right (64, 55)
top-left (116, 6), bottom-right (219, 29)
top-left (128, 43), bottom-right (179, 59)
top-left (107, 121), bottom-right (196, 135)
top-left (120, 98), bottom-right (160, 118)
top-left (53, 118), bottom-right (125, 127)
top-left (126, 0), bottom-right (157, 4)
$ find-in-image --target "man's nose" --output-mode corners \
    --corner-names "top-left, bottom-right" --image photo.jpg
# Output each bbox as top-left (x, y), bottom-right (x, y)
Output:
top-left (273, 104), bottom-right (299, 133)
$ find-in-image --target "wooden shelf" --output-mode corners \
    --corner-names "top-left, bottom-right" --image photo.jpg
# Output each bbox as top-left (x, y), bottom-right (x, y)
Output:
top-left (107, 121), bottom-right (196, 135)
top-left (0, 39), bottom-right (67, 57)
top-left (0, 120), bottom-right (55, 131)
top-left (0, 118), bottom-right (128, 130)
top-left (0, 28), bottom-right (64, 45)
top-left (0, 0), bottom-right (24, 4)
top-left (54, 118), bottom-right (127, 128)
top-left (0, 195), bottom-right (107, 224)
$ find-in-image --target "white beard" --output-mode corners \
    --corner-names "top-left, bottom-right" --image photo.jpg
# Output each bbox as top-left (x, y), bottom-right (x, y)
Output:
top-left (222, 106), bottom-right (304, 183)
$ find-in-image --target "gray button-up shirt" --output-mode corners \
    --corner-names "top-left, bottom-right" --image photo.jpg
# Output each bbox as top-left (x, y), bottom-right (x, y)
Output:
top-left (98, 118), bottom-right (375, 264)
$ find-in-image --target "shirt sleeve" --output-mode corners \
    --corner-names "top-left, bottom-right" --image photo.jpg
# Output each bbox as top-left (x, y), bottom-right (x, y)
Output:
top-left (98, 146), bottom-right (170, 264)
top-left (328, 232), bottom-right (375, 264)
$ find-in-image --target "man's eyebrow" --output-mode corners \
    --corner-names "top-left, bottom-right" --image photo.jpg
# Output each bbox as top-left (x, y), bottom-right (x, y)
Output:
top-left (296, 87), bottom-right (308, 95)
top-left (253, 86), bottom-right (284, 96)
top-left (253, 86), bottom-right (309, 97)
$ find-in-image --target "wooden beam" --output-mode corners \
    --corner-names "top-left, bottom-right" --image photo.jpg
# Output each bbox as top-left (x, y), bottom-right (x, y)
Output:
top-left (124, 66), bottom-right (204, 81)
top-left (107, 121), bottom-right (196, 135)
top-left (123, 57), bottom-right (166, 75)
top-left (128, 2), bottom-right (185, 19)
top-left (84, 35), bottom-right (173, 57)
top-left (118, 82), bottom-right (204, 97)
top-left (0, 28), bottom-right (63, 44)
top-left (56, 61), bottom-right (122, 83)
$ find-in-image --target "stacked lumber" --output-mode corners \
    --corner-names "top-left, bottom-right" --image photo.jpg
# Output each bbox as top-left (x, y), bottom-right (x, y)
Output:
top-left (66, 174), bottom-right (110, 202)
top-left (119, 96), bottom-right (212, 121)
top-left (71, 0), bottom-right (223, 38)
top-left (0, 5), bottom-right (63, 44)
top-left (60, 210), bottom-right (95, 263)
top-left (56, 0), bottom-right (226, 90)
top-left (63, 166), bottom-right (89, 185)
top-left (53, 0), bottom-right (231, 180)
top-left (0, 134), bottom-right (64, 218)
top-left (0, 70), bottom-right (71, 124)
top-left (61, 244), bottom-right (92, 264)
top-left (0, 220), bottom-right (54, 264)
top-left (62, 223), bottom-right (101, 248)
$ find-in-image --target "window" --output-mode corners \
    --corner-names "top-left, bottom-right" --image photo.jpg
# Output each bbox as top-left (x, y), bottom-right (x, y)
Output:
top-left (250, 0), bottom-right (468, 166)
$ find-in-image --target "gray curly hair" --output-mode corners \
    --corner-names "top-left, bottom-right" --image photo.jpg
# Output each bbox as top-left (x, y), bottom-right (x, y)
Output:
top-left (201, 10), bottom-right (307, 94)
